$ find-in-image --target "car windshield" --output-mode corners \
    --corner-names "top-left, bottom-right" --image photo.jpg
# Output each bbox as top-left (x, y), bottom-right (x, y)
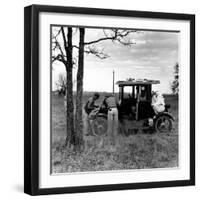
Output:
top-left (123, 86), bottom-right (133, 99)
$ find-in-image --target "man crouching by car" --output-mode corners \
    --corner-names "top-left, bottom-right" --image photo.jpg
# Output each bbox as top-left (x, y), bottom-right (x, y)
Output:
top-left (84, 93), bottom-right (100, 136)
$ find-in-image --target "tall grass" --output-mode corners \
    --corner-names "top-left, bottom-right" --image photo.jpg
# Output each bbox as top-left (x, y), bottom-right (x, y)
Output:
top-left (51, 92), bottom-right (178, 173)
top-left (52, 133), bottom-right (178, 173)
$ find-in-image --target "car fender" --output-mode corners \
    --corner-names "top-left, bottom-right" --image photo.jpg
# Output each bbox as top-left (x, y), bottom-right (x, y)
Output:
top-left (97, 113), bottom-right (107, 119)
top-left (153, 112), bottom-right (174, 121)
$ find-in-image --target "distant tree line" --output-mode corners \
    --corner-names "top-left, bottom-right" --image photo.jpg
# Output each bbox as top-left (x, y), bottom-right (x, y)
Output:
top-left (171, 63), bottom-right (179, 95)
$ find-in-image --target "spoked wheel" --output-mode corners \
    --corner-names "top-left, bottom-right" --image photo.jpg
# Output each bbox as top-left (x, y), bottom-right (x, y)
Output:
top-left (154, 115), bottom-right (172, 133)
top-left (92, 116), bottom-right (108, 136)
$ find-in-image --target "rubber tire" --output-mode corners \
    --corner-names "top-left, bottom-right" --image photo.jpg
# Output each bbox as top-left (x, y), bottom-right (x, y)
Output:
top-left (92, 116), bottom-right (108, 136)
top-left (154, 115), bottom-right (172, 133)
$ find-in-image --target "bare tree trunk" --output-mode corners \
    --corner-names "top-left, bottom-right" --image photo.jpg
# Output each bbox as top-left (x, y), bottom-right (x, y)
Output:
top-left (65, 67), bottom-right (75, 146)
top-left (61, 27), bottom-right (75, 147)
top-left (75, 28), bottom-right (85, 150)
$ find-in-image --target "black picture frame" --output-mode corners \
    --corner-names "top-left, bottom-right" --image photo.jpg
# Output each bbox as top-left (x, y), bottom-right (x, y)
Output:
top-left (24, 4), bottom-right (195, 196)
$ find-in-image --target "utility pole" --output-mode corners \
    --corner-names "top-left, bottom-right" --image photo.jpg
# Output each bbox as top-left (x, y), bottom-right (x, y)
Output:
top-left (112, 70), bottom-right (115, 94)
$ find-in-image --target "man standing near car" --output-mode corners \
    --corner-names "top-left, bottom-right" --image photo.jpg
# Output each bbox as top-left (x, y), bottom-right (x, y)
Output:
top-left (103, 94), bottom-right (118, 146)
top-left (151, 91), bottom-right (165, 113)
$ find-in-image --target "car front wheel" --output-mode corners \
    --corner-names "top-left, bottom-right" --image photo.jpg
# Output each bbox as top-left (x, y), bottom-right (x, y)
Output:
top-left (154, 115), bottom-right (172, 133)
top-left (92, 116), bottom-right (108, 136)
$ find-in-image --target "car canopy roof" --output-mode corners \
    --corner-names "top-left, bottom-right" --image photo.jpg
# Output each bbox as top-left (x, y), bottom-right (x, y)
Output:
top-left (116, 79), bottom-right (160, 86)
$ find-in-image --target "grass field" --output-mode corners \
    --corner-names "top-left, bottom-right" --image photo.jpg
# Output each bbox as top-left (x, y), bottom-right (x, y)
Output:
top-left (51, 92), bottom-right (178, 173)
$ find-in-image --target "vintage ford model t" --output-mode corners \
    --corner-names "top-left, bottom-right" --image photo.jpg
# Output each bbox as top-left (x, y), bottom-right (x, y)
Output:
top-left (92, 79), bottom-right (174, 136)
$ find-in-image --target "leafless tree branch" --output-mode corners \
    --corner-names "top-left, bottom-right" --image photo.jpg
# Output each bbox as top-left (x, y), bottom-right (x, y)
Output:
top-left (52, 28), bottom-right (62, 40)
top-left (84, 29), bottom-right (137, 46)
top-left (61, 27), bottom-right (68, 56)
top-left (84, 46), bottom-right (109, 59)
top-left (52, 54), bottom-right (66, 63)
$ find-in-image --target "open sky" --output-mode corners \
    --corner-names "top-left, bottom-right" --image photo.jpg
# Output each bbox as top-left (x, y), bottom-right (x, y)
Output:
top-left (52, 27), bottom-right (179, 94)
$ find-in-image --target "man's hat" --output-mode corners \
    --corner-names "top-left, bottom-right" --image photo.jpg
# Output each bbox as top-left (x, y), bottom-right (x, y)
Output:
top-left (94, 92), bottom-right (100, 98)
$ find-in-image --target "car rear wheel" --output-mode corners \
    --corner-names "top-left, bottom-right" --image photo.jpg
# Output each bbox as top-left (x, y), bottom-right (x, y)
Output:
top-left (92, 116), bottom-right (108, 136)
top-left (154, 115), bottom-right (172, 133)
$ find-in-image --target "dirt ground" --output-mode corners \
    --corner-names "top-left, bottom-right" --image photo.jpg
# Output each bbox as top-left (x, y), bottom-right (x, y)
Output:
top-left (51, 92), bottom-right (178, 173)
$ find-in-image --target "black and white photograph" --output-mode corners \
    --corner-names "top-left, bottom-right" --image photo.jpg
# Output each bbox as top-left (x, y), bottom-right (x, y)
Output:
top-left (51, 26), bottom-right (179, 174)
top-left (23, 5), bottom-right (195, 195)
top-left (0, 0), bottom-right (198, 198)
